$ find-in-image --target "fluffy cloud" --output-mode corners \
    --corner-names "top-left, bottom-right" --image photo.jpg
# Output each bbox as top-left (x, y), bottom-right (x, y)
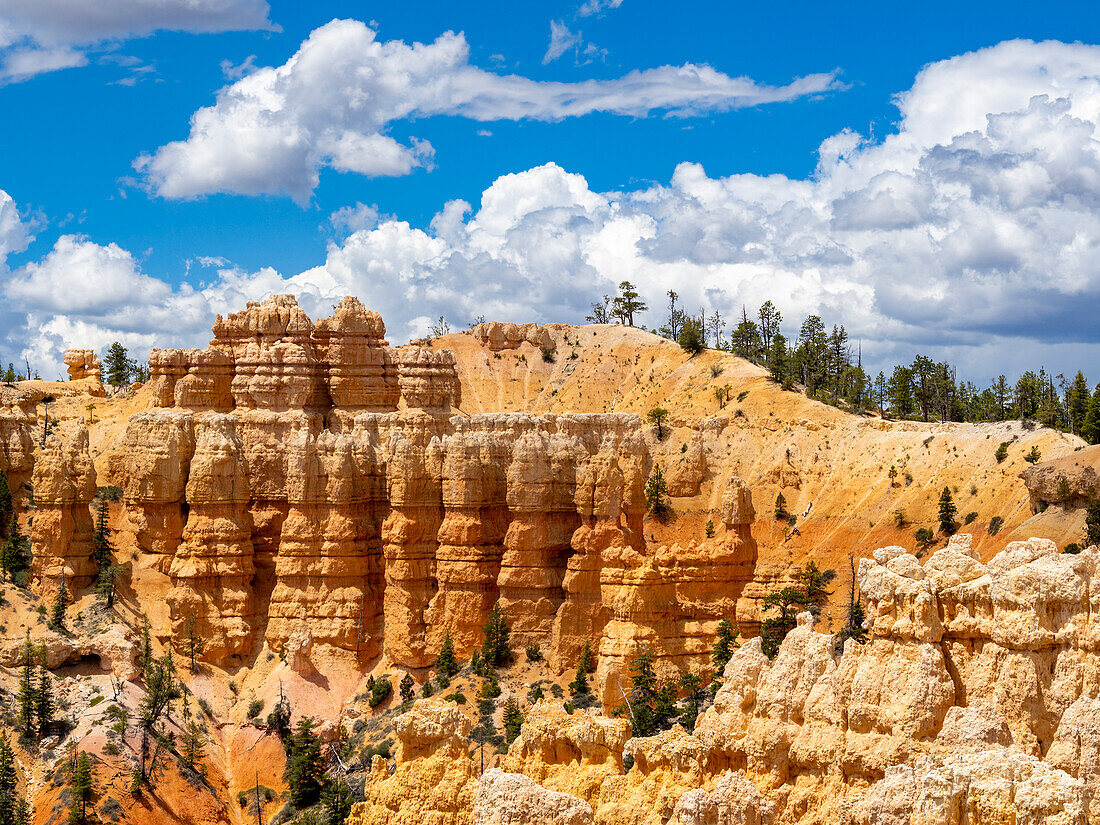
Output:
top-left (0, 0), bottom-right (273, 82)
top-left (8, 40), bottom-right (1100, 381)
top-left (577, 0), bottom-right (625, 16)
top-left (136, 18), bottom-right (843, 203)
top-left (544, 21), bottom-right (582, 64)
top-left (0, 188), bottom-right (33, 264)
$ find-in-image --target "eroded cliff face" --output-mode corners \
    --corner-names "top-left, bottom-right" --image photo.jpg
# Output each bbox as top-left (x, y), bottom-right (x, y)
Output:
top-left (111, 295), bottom-right (759, 683)
top-left (347, 533), bottom-right (1099, 825)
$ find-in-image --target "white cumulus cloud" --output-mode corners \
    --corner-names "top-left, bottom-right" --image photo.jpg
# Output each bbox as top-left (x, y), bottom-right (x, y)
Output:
top-left (7, 40), bottom-right (1100, 382)
top-left (0, 0), bottom-right (274, 82)
top-left (135, 18), bottom-right (843, 203)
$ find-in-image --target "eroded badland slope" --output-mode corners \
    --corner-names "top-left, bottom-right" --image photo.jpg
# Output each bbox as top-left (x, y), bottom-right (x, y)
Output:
top-left (0, 295), bottom-right (1094, 825)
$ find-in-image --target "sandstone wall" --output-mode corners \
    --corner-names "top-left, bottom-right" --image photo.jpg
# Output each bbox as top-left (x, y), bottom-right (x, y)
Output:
top-left (348, 533), bottom-right (1100, 824)
top-left (116, 296), bottom-right (762, 679)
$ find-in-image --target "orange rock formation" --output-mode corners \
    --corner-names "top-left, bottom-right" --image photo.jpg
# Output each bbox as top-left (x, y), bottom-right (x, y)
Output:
top-left (111, 295), bottom-right (760, 684)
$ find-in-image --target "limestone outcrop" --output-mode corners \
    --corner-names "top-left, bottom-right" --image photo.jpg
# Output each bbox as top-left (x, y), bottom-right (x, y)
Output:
top-left (471, 321), bottom-right (558, 352)
top-left (472, 770), bottom-right (592, 825)
top-left (30, 424), bottom-right (97, 597)
top-left (115, 296), bottom-right (761, 688)
top-left (1020, 443), bottom-right (1100, 506)
top-left (357, 534), bottom-right (1100, 824)
top-left (63, 348), bottom-right (105, 395)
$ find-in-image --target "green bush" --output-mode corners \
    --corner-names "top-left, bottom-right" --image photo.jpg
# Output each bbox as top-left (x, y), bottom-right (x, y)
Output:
top-left (964, 511), bottom-right (978, 525)
top-left (246, 699), bottom-right (264, 719)
top-left (524, 643), bottom-right (542, 663)
top-left (369, 677), bottom-right (392, 708)
top-left (988, 516), bottom-right (1004, 536)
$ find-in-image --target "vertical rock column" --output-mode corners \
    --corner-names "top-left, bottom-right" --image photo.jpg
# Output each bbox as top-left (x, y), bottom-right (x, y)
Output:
top-left (167, 415), bottom-right (256, 665)
top-left (115, 411), bottom-right (195, 571)
top-left (381, 422), bottom-right (444, 667)
top-left (30, 425), bottom-right (97, 598)
top-left (499, 430), bottom-right (581, 650)
top-left (267, 430), bottom-right (384, 657)
top-left (550, 441), bottom-right (624, 672)
top-left (428, 428), bottom-right (511, 655)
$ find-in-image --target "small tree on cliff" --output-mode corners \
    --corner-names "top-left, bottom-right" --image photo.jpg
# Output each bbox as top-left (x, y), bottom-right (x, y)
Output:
top-left (0, 469), bottom-right (11, 540)
top-left (1086, 500), bottom-right (1100, 547)
top-left (647, 407), bottom-right (669, 440)
top-left (183, 613), bottom-right (204, 673)
top-left (66, 750), bottom-right (95, 825)
top-left (103, 342), bottom-right (135, 388)
top-left (710, 619), bottom-right (739, 676)
top-left (578, 639), bottom-right (596, 674)
top-left (400, 672), bottom-right (416, 705)
top-left (16, 635), bottom-right (37, 739)
top-left (645, 465), bottom-right (671, 522)
top-left (760, 587), bottom-right (811, 659)
top-left (774, 493), bottom-right (789, 521)
top-left (502, 698), bottom-right (524, 743)
top-left (284, 717), bottom-right (326, 808)
top-left (1, 511), bottom-right (30, 585)
top-left (938, 486), bottom-right (957, 534)
top-left (49, 576), bottom-right (68, 632)
top-left (436, 631), bottom-right (459, 678)
top-left (479, 603), bottom-right (512, 670)
top-left (798, 562), bottom-right (836, 617)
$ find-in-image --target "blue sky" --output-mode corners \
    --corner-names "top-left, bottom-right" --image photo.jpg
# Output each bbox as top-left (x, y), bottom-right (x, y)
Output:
top-left (3, 0), bottom-right (1100, 381)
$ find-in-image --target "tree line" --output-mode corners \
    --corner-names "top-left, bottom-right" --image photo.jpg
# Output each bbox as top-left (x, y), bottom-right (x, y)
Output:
top-left (589, 282), bottom-right (1100, 442)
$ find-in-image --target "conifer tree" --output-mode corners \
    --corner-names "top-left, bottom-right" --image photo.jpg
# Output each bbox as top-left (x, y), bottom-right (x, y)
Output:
top-left (678, 672), bottom-right (705, 731)
top-left (710, 619), bottom-right (739, 675)
top-left (577, 639), bottom-right (596, 675)
top-left (0, 470), bottom-right (11, 541)
top-left (320, 777), bottom-right (353, 825)
top-left (91, 497), bottom-right (112, 572)
top-left (400, 672), bottom-right (415, 705)
top-left (49, 578), bottom-right (68, 632)
top-left (16, 635), bottom-right (36, 738)
top-left (103, 342), bottom-right (135, 388)
top-left (67, 751), bottom-right (93, 825)
top-left (1, 512), bottom-right (30, 585)
top-left (798, 562), bottom-right (836, 616)
top-left (774, 493), bottom-right (788, 521)
top-left (568, 661), bottom-right (588, 697)
top-left (502, 698), bottom-right (524, 743)
top-left (0, 732), bottom-right (22, 825)
top-left (95, 564), bottom-right (120, 607)
top-left (283, 717), bottom-right (325, 808)
top-left (35, 661), bottom-right (54, 740)
top-left (435, 630), bottom-right (458, 678)
top-left (479, 603), bottom-right (512, 670)
top-left (938, 486), bottom-right (957, 534)
top-left (183, 613), bottom-right (204, 673)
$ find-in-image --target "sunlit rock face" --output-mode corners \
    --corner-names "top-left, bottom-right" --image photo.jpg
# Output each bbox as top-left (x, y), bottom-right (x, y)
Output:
top-left (115, 295), bottom-right (762, 692)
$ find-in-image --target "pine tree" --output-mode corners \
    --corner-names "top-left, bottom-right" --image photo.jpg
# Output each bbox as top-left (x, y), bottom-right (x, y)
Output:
top-left (611, 281), bottom-right (647, 326)
top-left (283, 717), bottom-right (325, 808)
top-left (645, 465), bottom-right (670, 521)
top-left (677, 316), bottom-right (705, 355)
top-left (711, 619), bottom-right (739, 675)
top-left (95, 565), bottom-right (120, 607)
top-left (502, 698), bottom-right (524, 743)
top-left (16, 635), bottom-right (36, 739)
top-left (1086, 501), bottom-right (1100, 548)
top-left (183, 613), bottom-right (204, 673)
top-left (678, 672), bottom-right (705, 731)
top-left (400, 672), bottom-right (415, 705)
top-left (479, 603), bottom-right (512, 670)
top-left (48, 579), bottom-right (68, 632)
top-left (0, 732), bottom-right (20, 825)
top-left (181, 718), bottom-right (206, 773)
top-left (140, 616), bottom-right (153, 678)
top-left (67, 751), bottom-right (93, 825)
top-left (628, 645), bottom-right (659, 737)
top-left (35, 662), bottom-right (54, 741)
top-left (578, 639), bottom-right (596, 674)
top-left (1, 512), bottom-right (30, 585)
top-left (568, 661), bottom-right (589, 697)
top-left (1084, 384), bottom-right (1100, 445)
top-left (760, 587), bottom-right (811, 658)
top-left (0, 470), bottom-right (11, 541)
top-left (774, 493), bottom-right (788, 521)
top-left (91, 497), bottom-right (112, 572)
top-left (798, 562), bottom-right (836, 616)
top-left (938, 486), bottom-right (957, 534)
top-left (320, 777), bottom-right (353, 825)
top-left (435, 630), bottom-right (458, 678)
top-left (103, 342), bottom-right (135, 388)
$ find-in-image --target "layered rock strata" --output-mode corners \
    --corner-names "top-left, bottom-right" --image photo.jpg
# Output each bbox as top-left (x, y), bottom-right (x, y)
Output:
top-left (63, 348), bottom-right (105, 395)
top-left (30, 425), bottom-right (97, 597)
top-left (350, 533), bottom-right (1100, 824)
top-left (116, 295), bottom-right (761, 685)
